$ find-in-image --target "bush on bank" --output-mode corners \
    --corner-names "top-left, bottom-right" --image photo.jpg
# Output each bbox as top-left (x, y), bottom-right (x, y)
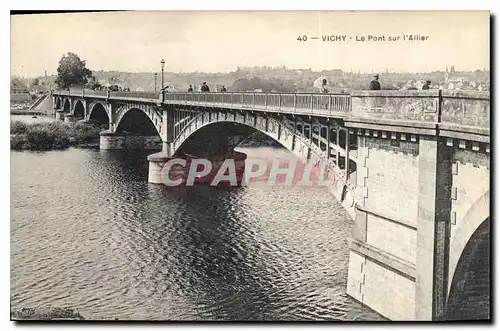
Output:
top-left (11, 121), bottom-right (28, 134)
top-left (10, 120), bottom-right (102, 151)
top-left (11, 307), bottom-right (85, 320)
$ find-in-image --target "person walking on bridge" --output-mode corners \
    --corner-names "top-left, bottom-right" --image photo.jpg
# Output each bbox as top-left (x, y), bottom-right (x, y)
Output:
top-left (220, 85), bottom-right (227, 92)
top-left (422, 80), bottom-right (431, 90)
top-left (321, 79), bottom-right (329, 93)
top-left (370, 74), bottom-right (381, 90)
top-left (188, 85), bottom-right (193, 92)
top-left (201, 82), bottom-right (210, 92)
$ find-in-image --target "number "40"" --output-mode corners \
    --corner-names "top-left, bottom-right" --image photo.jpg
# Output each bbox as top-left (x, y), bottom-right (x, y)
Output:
top-left (297, 35), bottom-right (308, 41)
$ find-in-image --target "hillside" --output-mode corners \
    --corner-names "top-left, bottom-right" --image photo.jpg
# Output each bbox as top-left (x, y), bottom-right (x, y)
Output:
top-left (22, 67), bottom-right (490, 93)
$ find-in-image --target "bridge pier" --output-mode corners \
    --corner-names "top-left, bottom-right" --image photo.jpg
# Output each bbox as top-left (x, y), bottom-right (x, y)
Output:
top-left (64, 114), bottom-right (75, 123)
top-left (99, 132), bottom-right (162, 150)
top-left (55, 110), bottom-right (65, 121)
top-left (345, 124), bottom-right (489, 321)
top-left (147, 152), bottom-right (172, 184)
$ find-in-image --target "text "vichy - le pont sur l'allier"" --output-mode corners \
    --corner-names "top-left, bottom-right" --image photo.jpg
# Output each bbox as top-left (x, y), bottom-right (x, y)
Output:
top-left (296, 34), bottom-right (429, 42)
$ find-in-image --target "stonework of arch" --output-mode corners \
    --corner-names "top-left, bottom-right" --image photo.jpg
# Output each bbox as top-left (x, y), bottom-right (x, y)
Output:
top-left (54, 96), bottom-right (62, 109)
top-left (447, 190), bottom-right (490, 296)
top-left (114, 104), bottom-right (163, 137)
top-left (62, 98), bottom-right (71, 112)
top-left (445, 217), bottom-right (490, 320)
top-left (172, 112), bottom-right (339, 161)
top-left (170, 111), bottom-right (356, 217)
top-left (72, 99), bottom-right (86, 116)
top-left (86, 101), bottom-right (110, 122)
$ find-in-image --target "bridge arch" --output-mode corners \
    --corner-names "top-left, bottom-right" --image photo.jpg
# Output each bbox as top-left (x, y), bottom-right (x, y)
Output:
top-left (168, 112), bottom-right (358, 216)
top-left (72, 99), bottom-right (85, 120)
top-left (445, 191), bottom-right (490, 320)
top-left (87, 102), bottom-right (110, 126)
top-left (173, 114), bottom-right (286, 153)
top-left (62, 98), bottom-right (71, 112)
top-left (172, 112), bottom-right (348, 163)
top-left (174, 120), bottom-right (264, 157)
top-left (171, 112), bottom-right (355, 190)
top-left (54, 97), bottom-right (62, 110)
top-left (445, 216), bottom-right (490, 320)
top-left (115, 107), bottom-right (161, 137)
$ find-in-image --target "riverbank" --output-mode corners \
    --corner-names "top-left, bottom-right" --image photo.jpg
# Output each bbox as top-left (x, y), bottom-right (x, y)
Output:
top-left (10, 120), bottom-right (103, 151)
top-left (11, 307), bottom-right (85, 321)
top-left (11, 110), bottom-right (50, 116)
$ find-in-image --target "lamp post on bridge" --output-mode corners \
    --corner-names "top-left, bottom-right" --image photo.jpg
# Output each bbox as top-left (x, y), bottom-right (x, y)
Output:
top-left (160, 59), bottom-right (165, 102)
top-left (154, 73), bottom-right (157, 94)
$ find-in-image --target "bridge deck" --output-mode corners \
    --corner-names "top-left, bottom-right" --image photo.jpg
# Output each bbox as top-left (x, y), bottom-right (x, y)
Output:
top-left (53, 89), bottom-right (490, 137)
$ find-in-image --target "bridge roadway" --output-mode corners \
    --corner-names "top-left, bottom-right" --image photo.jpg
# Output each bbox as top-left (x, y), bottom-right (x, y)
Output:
top-left (52, 88), bottom-right (490, 321)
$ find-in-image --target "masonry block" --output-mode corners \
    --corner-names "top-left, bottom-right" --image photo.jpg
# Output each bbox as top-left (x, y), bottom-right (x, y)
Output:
top-left (369, 215), bottom-right (417, 261)
top-left (360, 253), bottom-right (416, 320)
top-left (364, 146), bottom-right (419, 223)
top-left (356, 186), bottom-right (368, 199)
top-left (359, 166), bottom-right (369, 179)
top-left (352, 210), bottom-right (368, 242)
top-left (346, 251), bottom-right (365, 302)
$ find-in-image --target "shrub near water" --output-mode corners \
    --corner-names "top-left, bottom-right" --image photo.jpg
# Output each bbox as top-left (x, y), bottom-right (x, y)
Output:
top-left (10, 121), bottom-right (28, 134)
top-left (10, 120), bottom-right (102, 150)
top-left (71, 122), bottom-right (103, 143)
top-left (25, 126), bottom-right (59, 150)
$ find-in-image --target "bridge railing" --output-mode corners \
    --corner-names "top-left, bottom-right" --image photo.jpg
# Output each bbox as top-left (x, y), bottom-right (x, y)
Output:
top-left (52, 89), bottom-right (490, 132)
top-left (163, 92), bottom-right (352, 116)
top-left (84, 90), bottom-right (107, 97)
top-left (53, 89), bottom-right (158, 100)
top-left (350, 90), bottom-right (490, 130)
top-left (111, 91), bottom-right (159, 100)
top-left (440, 90), bottom-right (490, 128)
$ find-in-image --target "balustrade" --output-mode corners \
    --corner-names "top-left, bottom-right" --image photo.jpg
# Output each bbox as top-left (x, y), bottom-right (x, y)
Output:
top-left (52, 89), bottom-right (490, 130)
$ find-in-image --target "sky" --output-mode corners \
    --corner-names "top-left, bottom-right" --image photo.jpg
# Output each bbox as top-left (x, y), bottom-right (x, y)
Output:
top-left (10, 11), bottom-right (490, 77)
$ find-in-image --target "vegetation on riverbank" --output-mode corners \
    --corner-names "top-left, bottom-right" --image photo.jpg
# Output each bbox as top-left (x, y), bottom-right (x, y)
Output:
top-left (10, 110), bottom-right (48, 115)
top-left (11, 307), bottom-right (85, 320)
top-left (10, 120), bottom-right (104, 151)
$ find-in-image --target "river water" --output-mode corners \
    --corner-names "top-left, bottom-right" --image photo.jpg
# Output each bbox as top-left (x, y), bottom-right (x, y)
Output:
top-left (11, 114), bottom-right (57, 124)
top-left (10, 115), bottom-right (384, 321)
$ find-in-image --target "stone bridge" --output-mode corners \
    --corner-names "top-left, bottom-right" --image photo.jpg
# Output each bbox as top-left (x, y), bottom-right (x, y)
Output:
top-left (52, 88), bottom-right (490, 321)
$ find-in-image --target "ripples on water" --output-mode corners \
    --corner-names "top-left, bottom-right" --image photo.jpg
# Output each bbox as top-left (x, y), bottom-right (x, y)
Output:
top-left (11, 146), bottom-right (384, 321)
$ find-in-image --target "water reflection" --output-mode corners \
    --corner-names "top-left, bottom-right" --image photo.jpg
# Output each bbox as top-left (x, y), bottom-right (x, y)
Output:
top-left (11, 147), bottom-right (384, 321)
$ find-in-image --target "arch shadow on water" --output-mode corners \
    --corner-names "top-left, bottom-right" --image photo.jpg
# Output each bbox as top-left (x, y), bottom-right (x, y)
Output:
top-left (91, 139), bottom-right (382, 320)
top-left (11, 144), bottom-right (383, 320)
top-left (98, 149), bottom-right (159, 182)
top-left (146, 185), bottom-right (277, 320)
top-left (141, 182), bottom-right (381, 321)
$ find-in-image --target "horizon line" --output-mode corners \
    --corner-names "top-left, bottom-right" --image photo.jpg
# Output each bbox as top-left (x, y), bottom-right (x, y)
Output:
top-left (11, 66), bottom-right (491, 79)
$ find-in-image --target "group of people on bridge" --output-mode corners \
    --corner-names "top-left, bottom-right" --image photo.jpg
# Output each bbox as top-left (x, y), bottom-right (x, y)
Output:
top-left (368, 74), bottom-right (432, 91)
top-left (187, 82), bottom-right (227, 93)
top-left (320, 74), bottom-right (432, 92)
top-left (181, 75), bottom-right (434, 94)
